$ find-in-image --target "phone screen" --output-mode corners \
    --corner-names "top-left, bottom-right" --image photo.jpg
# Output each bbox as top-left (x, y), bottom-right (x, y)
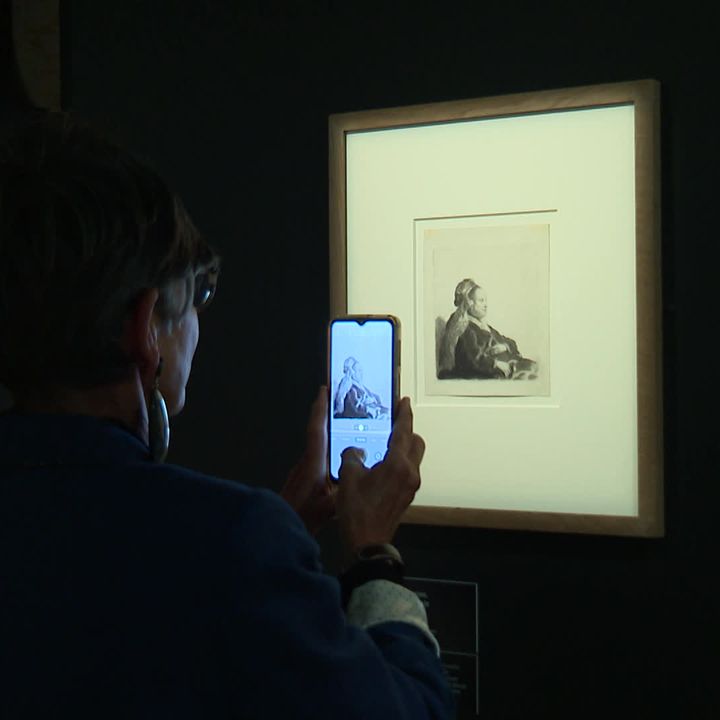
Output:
top-left (328, 317), bottom-right (397, 480)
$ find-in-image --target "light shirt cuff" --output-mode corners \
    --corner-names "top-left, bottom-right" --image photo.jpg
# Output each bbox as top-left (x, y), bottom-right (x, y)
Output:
top-left (346, 579), bottom-right (440, 657)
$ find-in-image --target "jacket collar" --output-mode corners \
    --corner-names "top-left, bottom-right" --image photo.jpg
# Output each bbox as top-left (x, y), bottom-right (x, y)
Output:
top-left (0, 411), bottom-right (152, 466)
top-left (467, 315), bottom-right (490, 331)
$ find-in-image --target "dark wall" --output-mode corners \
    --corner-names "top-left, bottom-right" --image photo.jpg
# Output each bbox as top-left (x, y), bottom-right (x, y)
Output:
top-left (0, 0), bottom-right (35, 412)
top-left (11, 1), bottom-right (720, 716)
top-left (0, 0), bottom-right (34, 126)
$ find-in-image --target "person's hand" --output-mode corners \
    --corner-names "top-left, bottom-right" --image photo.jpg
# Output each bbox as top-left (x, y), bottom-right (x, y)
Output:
top-left (281, 387), bottom-right (337, 535)
top-left (489, 342), bottom-right (509, 356)
top-left (494, 360), bottom-right (512, 377)
top-left (335, 397), bottom-right (425, 555)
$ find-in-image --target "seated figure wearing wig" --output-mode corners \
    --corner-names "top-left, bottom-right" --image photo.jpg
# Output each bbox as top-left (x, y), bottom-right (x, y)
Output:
top-left (333, 357), bottom-right (389, 419)
top-left (438, 278), bottom-right (538, 380)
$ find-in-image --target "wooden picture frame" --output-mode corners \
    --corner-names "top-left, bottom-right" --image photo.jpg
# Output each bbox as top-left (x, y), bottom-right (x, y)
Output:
top-left (329, 80), bottom-right (662, 536)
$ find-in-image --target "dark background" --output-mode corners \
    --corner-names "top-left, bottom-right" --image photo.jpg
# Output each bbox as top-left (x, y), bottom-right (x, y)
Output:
top-left (3, 1), bottom-right (718, 716)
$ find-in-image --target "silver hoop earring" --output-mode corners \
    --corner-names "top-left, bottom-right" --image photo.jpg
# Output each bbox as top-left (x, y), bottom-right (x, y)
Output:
top-left (148, 357), bottom-right (169, 463)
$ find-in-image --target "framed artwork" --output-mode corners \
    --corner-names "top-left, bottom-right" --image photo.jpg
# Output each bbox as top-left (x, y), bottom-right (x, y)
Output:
top-left (329, 80), bottom-right (663, 536)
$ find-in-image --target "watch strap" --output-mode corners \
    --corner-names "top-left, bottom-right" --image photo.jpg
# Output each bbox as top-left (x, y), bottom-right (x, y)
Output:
top-left (355, 543), bottom-right (403, 564)
top-left (339, 543), bottom-right (405, 608)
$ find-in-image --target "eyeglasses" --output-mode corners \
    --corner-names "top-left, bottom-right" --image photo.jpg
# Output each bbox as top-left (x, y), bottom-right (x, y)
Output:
top-left (193, 267), bottom-right (219, 312)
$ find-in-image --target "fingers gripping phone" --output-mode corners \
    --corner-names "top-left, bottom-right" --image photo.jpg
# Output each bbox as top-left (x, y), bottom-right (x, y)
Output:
top-left (328, 315), bottom-right (400, 481)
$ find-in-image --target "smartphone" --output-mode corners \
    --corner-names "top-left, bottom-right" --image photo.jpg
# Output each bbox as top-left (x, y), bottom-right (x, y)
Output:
top-left (327, 315), bottom-right (400, 481)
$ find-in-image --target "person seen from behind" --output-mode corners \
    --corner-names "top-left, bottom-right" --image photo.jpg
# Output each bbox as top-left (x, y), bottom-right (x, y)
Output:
top-left (0, 113), bottom-right (454, 719)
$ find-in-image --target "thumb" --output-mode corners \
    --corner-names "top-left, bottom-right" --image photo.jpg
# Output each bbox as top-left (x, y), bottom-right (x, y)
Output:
top-left (339, 447), bottom-right (368, 484)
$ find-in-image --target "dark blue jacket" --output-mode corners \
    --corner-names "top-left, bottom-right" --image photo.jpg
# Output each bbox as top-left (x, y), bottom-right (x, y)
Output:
top-left (0, 412), bottom-right (453, 719)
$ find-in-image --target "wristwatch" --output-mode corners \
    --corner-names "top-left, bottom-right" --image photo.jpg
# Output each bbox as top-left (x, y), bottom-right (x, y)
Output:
top-left (355, 543), bottom-right (404, 565)
top-left (339, 543), bottom-right (405, 608)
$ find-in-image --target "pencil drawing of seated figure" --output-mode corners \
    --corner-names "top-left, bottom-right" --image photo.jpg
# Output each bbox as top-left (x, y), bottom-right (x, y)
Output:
top-left (333, 357), bottom-right (390, 418)
top-left (437, 278), bottom-right (538, 380)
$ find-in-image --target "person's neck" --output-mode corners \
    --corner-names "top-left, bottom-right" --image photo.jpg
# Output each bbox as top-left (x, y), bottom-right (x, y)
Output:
top-left (13, 371), bottom-right (150, 444)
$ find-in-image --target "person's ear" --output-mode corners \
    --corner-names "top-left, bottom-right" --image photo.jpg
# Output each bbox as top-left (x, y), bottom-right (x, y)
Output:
top-left (121, 288), bottom-right (161, 387)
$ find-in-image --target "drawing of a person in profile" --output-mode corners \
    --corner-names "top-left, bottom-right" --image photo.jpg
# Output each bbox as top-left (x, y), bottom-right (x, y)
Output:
top-left (333, 357), bottom-right (389, 418)
top-left (437, 278), bottom-right (538, 380)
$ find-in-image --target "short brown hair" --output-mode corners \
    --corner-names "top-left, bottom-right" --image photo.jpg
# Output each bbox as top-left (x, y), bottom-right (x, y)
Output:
top-left (0, 112), bottom-right (220, 391)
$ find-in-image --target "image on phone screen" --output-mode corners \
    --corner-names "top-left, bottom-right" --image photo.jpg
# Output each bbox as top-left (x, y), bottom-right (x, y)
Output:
top-left (329, 318), bottom-right (394, 479)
